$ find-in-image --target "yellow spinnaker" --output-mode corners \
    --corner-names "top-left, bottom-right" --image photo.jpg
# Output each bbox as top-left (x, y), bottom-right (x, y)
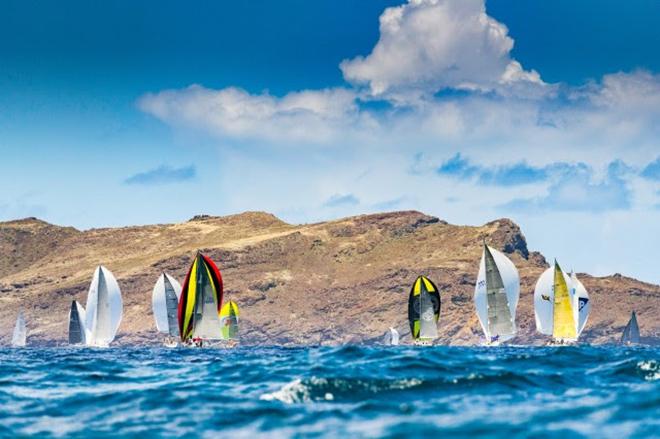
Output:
top-left (220, 300), bottom-right (240, 340)
top-left (552, 262), bottom-right (577, 340)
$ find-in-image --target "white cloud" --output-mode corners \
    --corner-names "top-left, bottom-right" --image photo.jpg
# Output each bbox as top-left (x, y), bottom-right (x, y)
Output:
top-left (138, 85), bottom-right (372, 144)
top-left (339, 0), bottom-right (544, 103)
top-left (134, 0), bottom-right (660, 283)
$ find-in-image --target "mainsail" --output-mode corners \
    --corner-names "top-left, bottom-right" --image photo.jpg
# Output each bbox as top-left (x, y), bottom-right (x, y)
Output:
top-left (621, 311), bottom-right (641, 345)
top-left (11, 311), bottom-right (26, 347)
top-left (219, 300), bottom-right (240, 340)
top-left (534, 261), bottom-right (579, 342)
top-left (552, 261), bottom-right (577, 341)
top-left (178, 252), bottom-right (224, 341)
top-left (68, 300), bottom-right (87, 345)
top-left (408, 275), bottom-right (441, 341)
top-left (84, 266), bottom-right (123, 347)
top-left (474, 244), bottom-right (519, 343)
top-left (152, 273), bottom-right (182, 337)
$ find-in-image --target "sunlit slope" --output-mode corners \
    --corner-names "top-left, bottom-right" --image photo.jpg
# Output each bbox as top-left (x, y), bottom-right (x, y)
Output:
top-left (1, 211), bottom-right (657, 345)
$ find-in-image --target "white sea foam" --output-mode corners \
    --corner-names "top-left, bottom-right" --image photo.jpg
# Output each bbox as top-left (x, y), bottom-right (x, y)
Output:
top-left (637, 360), bottom-right (659, 381)
top-left (260, 379), bottom-right (311, 404)
top-left (260, 377), bottom-right (423, 404)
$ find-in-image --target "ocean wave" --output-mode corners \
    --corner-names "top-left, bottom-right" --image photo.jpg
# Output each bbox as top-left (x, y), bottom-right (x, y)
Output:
top-left (0, 346), bottom-right (658, 438)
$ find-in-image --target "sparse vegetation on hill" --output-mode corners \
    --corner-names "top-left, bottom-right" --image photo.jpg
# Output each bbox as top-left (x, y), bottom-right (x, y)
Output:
top-left (0, 211), bottom-right (657, 345)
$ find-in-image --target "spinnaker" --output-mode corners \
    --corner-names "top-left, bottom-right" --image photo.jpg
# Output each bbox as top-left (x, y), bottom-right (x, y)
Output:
top-left (152, 273), bottom-right (182, 337)
top-left (534, 261), bottom-right (589, 343)
top-left (178, 252), bottom-right (224, 342)
top-left (219, 300), bottom-right (239, 341)
top-left (408, 275), bottom-right (440, 343)
top-left (84, 266), bottom-right (123, 347)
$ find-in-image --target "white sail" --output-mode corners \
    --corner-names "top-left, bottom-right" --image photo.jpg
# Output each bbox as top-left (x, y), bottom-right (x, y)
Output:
top-left (11, 311), bottom-right (27, 347)
top-left (474, 246), bottom-right (520, 342)
top-left (84, 266), bottom-right (123, 347)
top-left (534, 266), bottom-right (574, 336)
top-left (571, 272), bottom-right (590, 336)
top-left (152, 273), bottom-right (182, 336)
top-left (389, 327), bottom-right (400, 346)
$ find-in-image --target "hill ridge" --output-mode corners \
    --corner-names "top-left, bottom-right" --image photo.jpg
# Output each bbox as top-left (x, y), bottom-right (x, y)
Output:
top-left (0, 210), bottom-right (657, 345)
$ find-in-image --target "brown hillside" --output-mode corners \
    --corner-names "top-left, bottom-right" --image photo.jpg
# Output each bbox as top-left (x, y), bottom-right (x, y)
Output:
top-left (0, 211), bottom-right (657, 346)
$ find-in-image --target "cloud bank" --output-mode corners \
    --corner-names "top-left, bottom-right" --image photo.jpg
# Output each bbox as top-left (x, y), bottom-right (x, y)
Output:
top-left (137, 0), bottom-right (660, 221)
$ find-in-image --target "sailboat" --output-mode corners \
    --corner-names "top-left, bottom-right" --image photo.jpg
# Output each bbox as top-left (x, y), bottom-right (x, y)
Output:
top-left (387, 327), bottom-right (400, 346)
top-left (152, 273), bottom-right (182, 347)
top-left (178, 252), bottom-right (224, 346)
top-left (84, 266), bottom-right (123, 347)
top-left (474, 244), bottom-right (520, 345)
top-left (11, 310), bottom-right (27, 347)
top-left (68, 300), bottom-right (87, 345)
top-left (219, 300), bottom-right (239, 345)
top-left (534, 261), bottom-right (590, 344)
top-left (408, 275), bottom-right (441, 345)
top-left (621, 311), bottom-right (640, 345)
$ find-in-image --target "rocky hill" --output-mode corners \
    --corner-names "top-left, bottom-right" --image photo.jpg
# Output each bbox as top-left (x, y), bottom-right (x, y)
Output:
top-left (0, 211), bottom-right (657, 346)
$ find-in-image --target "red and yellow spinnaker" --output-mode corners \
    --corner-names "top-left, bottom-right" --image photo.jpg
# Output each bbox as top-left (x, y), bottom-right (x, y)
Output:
top-left (177, 252), bottom-right (224, 341)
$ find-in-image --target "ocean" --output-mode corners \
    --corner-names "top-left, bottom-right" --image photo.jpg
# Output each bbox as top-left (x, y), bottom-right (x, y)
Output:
top-left (0, 345), bottom-right (658, 438)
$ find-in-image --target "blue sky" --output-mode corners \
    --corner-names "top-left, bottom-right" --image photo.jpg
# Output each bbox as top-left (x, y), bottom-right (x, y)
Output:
top-left (1, 0), bottom-right (659, 284)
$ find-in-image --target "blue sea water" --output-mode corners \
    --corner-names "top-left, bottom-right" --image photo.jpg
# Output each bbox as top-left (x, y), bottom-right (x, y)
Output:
top-left (0, 346), bottom-right (658, 438)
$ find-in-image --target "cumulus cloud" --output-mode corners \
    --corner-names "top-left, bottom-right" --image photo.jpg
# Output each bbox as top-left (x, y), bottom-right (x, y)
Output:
top-left (135, 2), bottom-right (660, 216)
top-left (138, 85), bottom-right (369, 144)
top-left (339, 0), bottom-right (544, 102)
top-left (124, 165), bottom-right (196, 185)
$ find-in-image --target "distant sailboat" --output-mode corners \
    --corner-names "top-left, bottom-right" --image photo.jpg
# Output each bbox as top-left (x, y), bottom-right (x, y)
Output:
top-left (178, 252), bottom-right (224, 345)
top-left (387, 327), bottom-right (400, 346)
top-left (534, 261), bottom-right (590, 344)
top-left (84, 266), bottom-right (123, 347)
top-left (408, 275), bottom-right (440, 345)
top-left (474, 244), bottom-right (520, 345)
top-left (621, 311), bottom-right (640, 345)
top-left (11, 310), bottom-right (27, 347)
top-left (219, 300), bottom-right (239, 342)
top-left (68, 300), bottom-right (87, 345)
top-left (152, 273), bottom-right (182, 345)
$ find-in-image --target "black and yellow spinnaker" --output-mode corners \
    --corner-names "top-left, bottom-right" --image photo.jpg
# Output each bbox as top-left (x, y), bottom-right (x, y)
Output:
top-left (178, 252), bottom-right (224, 341)
top-left (408, 275), bottom-right (441, 341)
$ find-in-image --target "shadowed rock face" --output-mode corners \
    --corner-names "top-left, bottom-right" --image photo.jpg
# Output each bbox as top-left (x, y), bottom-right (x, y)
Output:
top-left (0, 211), bottom-right (658, 346)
